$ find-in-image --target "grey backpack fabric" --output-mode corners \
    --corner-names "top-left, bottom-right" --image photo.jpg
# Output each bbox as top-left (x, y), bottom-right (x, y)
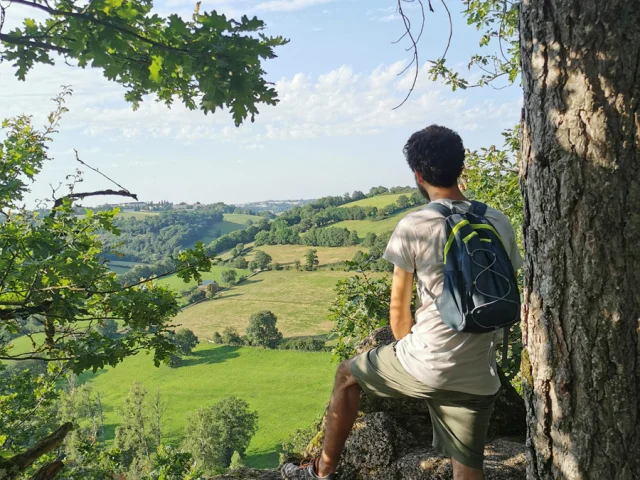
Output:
top-left (426, 200), bottom-right (521, 335)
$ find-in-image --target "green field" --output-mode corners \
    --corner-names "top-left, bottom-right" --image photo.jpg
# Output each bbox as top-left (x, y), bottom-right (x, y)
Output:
top-left (329, 205), bottom-right (424, 236)
top-left (340, 193), bottom-right (407, 209)
top-left (243, 244), bottom-right (361, 266)
top-left (196, 213), bottom-right (264, 245)
top-left (174, 270), bottom-right (355, 339)
top-left (78, 344), bottom-right (335, 468)
top-left (157, 265), bottom-right (252, 294)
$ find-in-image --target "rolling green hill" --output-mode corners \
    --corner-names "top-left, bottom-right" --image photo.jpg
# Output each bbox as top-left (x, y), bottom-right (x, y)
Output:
top-left (242, 244), bottom-right (361, 266)
top-left (329, 205), bottom-right (424, 236)
top-left (339, 193), bottom-right (408, 209)
top-left (79, 344), bottom-right (335, 468)
top-left (196, 213), bottom-right (264, 245)
top-left (173, 270), bottom-right (355, 339)
top-left (157, 265), bottom-right (252, 294)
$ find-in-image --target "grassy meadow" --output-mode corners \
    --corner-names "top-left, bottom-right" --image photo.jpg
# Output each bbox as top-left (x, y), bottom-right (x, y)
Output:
top-left (339, 193), bottom-right (407, 209)
top-left (173, 270), bottom-right (355, 339)
top-left (329, 205), bottom-right (424, 236)
top-left (191, 213), bottom-right (264, 246)
top-left (79, 344), bottom-right (335, 468)
top-left (157, 265), bottom-right (252, 293)
top-left (243, 244), bottom-right (362, 266)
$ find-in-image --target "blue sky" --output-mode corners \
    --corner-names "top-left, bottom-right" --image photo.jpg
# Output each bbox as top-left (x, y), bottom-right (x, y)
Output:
top-left (0, 0), bottom-right (522, 206)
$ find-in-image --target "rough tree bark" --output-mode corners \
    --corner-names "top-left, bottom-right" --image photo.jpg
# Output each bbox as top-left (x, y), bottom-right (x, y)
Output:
top-left (520, 1), bottom-right (640, 479)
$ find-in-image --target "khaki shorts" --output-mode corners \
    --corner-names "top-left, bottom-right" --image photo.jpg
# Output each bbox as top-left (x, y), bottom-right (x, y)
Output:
top-left (350, 343), bottom-right (498, 469)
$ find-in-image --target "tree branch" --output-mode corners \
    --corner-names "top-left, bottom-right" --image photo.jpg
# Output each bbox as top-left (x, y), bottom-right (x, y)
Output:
top-left (6, 0), bottom-right (203, 56)
top-left (75, 149), bottom-right (131, 193)
top-left (0, 32), bottom-right (72, 54)
top-left (51, 189), bottom-right (138, 213)
top-left (0, 423), bottom-right (73, 475)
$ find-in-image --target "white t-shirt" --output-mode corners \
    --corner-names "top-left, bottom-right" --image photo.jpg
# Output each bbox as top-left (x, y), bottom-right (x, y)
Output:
top-left (383, 199), bottom-right (524, 396)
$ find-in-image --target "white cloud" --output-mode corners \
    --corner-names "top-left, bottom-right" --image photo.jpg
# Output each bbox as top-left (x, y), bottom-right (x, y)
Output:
top-left (379, 13), bottom-right (400, 22)
top-left (0, 59), bottom-right (520, 149)
top-left (256, 0), bottom-right (335, 13)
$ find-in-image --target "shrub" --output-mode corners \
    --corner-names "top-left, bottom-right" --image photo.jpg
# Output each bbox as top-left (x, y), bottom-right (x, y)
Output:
top-left (221, 269), bottom-right (237, 286)
top-left (233, 256), bottom-right (249, 269)
top-left (245, 311), bottom-right (283, 348)
top-left (173, 328), bottom-right (199, 356)
top-left (212, 332), bottom-right (223, 344)
top-left (278, 338), bottom-right (326, 352)
top-left (221, 327), bottom-right (244, 346)
top-left (229, 451), bottom-right (245, 470)
top-left (188, 289), bottom-right (206, 304)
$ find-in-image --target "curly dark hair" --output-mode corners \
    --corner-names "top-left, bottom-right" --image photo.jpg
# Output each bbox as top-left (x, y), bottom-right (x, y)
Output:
top-left (403, 125), bottom-right (465, 187)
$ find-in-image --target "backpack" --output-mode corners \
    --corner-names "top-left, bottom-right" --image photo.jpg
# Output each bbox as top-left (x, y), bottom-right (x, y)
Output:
top-left (426, 200), bottom-right (521, 367)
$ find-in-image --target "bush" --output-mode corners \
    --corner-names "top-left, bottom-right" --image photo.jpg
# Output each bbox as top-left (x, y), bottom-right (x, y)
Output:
top-left (173, 328), bottom-right (199, 355)
top-left (280, 415), bottom-right (323, 464)
top-left (245, 311), bottom-right (283, 349)
top-left (221, 269), bottom-right (237, 286)
top-left (221, 327), bottom-right (244, 346)
top-left (273, 262), bottom-right (282, 271)
top-left (233, 256), bottom-right (249, 269)
top-left (212, 332), bottom-right (223, 344)
top-left (278, 338), bottom-right (326, 352)
top-left (229, 451), bottom-right (245, 470)
top-left (188, 289), bottom-right (206, 304)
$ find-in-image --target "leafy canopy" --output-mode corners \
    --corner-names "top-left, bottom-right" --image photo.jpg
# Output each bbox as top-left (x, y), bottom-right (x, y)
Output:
top-left (0, 0), bottom-right (288, 125)
top-left (0, 91), bottom-right (213, 373)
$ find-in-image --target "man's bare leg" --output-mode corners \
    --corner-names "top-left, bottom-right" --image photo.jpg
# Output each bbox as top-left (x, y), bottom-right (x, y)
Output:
top-left (452, 458), bottom-right (485, 480)
top-left (316, 359), bottom-right (362, 477)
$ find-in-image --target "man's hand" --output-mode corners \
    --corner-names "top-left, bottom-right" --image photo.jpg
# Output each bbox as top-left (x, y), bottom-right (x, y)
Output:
top-left (389, 265), bottom-right (414, 340)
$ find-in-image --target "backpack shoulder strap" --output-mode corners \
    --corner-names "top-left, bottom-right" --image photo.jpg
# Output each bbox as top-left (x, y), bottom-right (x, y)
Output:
top-left (470, 200), bottom-right (488, 217)
top-left (425, 202), bottom-right (452, 218)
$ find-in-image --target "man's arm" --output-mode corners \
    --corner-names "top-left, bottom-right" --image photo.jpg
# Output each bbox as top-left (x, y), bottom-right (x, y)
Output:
top-left (389, 265), bottom-right (414, 340)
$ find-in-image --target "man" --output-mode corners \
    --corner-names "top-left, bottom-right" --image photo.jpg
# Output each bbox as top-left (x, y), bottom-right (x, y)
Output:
top-left (282, 125), bottom-right (523, 480)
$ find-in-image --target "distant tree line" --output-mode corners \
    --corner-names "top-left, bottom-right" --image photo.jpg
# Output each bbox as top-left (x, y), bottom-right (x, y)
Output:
top-left (100, 208), bottom-right (225, 263)
top-left (211, 311), bottom-right (326, 352)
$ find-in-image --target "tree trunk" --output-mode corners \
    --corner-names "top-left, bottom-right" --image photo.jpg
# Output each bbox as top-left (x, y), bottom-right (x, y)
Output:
top-left (519, 1), bottom-right (640, 479)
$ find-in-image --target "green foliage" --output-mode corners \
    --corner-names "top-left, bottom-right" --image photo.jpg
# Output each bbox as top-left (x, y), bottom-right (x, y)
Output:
top-left (173, 329), bottom-right (199, 356)
top-left (362, 232), bottom-right (377, 248)
top-left (187, 289), bottom-right (206, 305)
top-left (304, 249), bottom-right (319, 272)
top-left (221, 269), bottom-right (237, 286)
top-left (427, 0), bottom-right (519, 90)
top-left (0, 96), bottom-right (213, 375)
top-left (95, 319), bottom-right (119, 339)
top-left (278, 338), bottom-right (326, 352)
top-left (279, 415), bottom-right (323, 463)
top-left (252, 250), bottom-right (272, 270)
top-left (329, 275), bottom-right (392, 361)
top-left (245, 311), bottom-right (282, 349)
top-left (59, 382), bottom-right (105, 462)
top-left (182, 397), bottom-right (258, 474)
top-left (221, 327), bottom-right (244, 346)
top-left (1, 0), bottom-right (288, 125)
top-left (142, 445), bottom-right (204, 480)
top-left (113, 382), bottom-right (157, 476)
top-left (233, 256), bottom-right (249, 270)
top-left (229, 451), bottom-right (245, 470)
top-left (211, 332), bottom-right (223, 345)
top-left (462, 125), bottom-right (523, 252)
top-left (0, 364), bottom-right (61, 465)
top-left (205, 282), bottom-right (219, 298)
